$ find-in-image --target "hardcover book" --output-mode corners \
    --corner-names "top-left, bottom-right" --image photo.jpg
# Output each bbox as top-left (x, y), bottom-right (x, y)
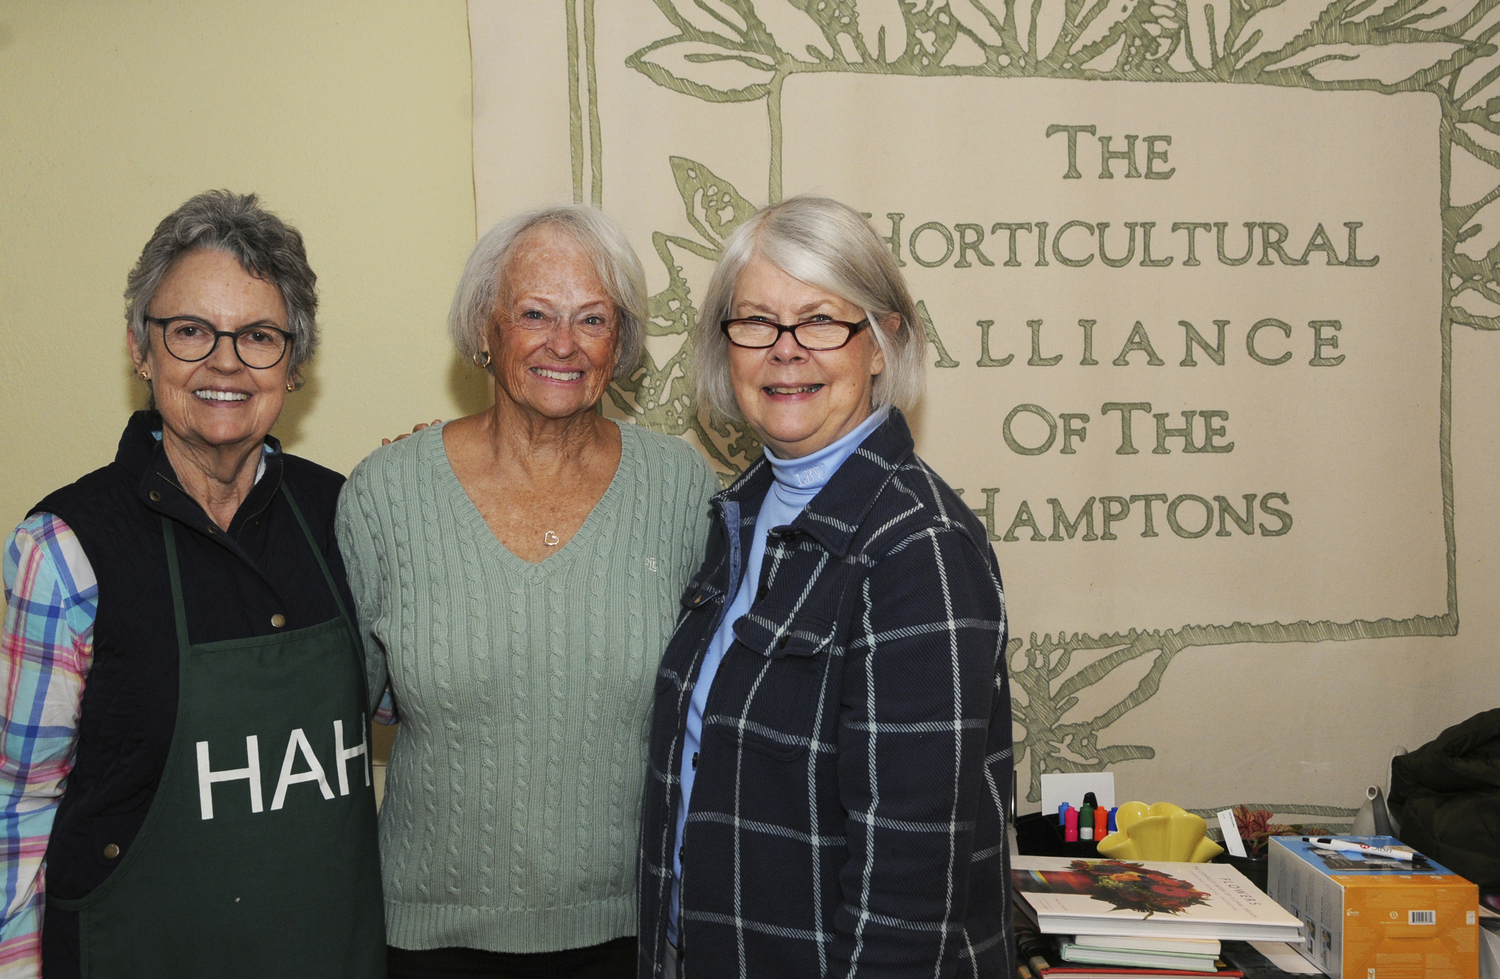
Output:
top-left (1059, 941), bottom-right (1221, 972)
top-left (1070, 935), bottom-right (1223, 956)
top-left (1012, 857), bottom-right (1303, 942)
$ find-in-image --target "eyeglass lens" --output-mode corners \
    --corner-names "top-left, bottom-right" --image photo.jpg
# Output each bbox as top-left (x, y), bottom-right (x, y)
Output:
top-left (724, 319), bottom-right (859, 350)
top-left (158, 319), bottom-right (289, 369)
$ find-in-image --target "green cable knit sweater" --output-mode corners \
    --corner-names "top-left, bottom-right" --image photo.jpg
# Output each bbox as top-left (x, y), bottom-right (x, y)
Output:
top-left (335, 421), bottom-right (716, 953)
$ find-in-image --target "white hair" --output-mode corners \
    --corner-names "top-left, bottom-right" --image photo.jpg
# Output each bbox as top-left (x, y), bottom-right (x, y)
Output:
top-left (449, 204), bottom-right (646, 379)
top-left (693, 195), bottom-right (926, 421)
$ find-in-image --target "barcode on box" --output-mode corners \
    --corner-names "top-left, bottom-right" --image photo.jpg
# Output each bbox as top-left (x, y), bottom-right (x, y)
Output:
top-left (1409, 910), bottom-right (1436, 925)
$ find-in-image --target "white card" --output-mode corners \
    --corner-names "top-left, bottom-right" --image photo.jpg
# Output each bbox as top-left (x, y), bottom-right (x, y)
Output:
top-left (1218, 809), bottom-right (1248, 858)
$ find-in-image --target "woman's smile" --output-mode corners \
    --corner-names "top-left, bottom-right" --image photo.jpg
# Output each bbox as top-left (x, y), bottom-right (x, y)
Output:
top-left (193, 387), bottom-right (252, 402)
top-left (530, 366), bottom-right (585, 382)
top-left (728, 254), bottom-right (885, 459)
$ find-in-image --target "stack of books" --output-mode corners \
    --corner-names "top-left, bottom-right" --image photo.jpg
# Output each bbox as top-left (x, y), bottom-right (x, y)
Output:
top-left (1057, 935), bottom-right (1225, 974)
top-left (1012, 856), bottom-right (1304, 979)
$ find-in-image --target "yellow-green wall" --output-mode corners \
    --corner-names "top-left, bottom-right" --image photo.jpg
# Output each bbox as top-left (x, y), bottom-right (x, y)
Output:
top-left (0, 0), bottom-right (480, 526)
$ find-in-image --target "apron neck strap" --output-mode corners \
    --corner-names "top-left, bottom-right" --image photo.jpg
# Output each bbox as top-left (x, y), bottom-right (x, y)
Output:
top-left (160, 483), bottom-right (352, 649)
top-left (280, 485), bottom-right (353, 625)
top-left (162, 518), bottom-right (192, 655)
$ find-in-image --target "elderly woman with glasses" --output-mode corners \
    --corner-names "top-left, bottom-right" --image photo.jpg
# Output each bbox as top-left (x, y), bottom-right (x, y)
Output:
top-left (637, 196), bottom-right (1014, 979)
top-left (0, 190), bottom-right (385, 978)
top-left (336, 205), bottom-right (717, 978)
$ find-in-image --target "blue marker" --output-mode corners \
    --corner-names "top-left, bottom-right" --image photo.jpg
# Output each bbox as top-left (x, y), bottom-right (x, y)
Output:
top-left (1108, 807), bottom-right (1118, 832)
top-left (1059, 804), bottom-right (1069, 826)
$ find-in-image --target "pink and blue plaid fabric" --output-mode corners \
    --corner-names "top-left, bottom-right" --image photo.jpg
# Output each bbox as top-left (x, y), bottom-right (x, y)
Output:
top-left (1, 514), bottom-right (96, 976)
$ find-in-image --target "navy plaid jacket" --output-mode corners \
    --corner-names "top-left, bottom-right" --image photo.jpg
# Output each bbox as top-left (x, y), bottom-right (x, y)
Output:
top-left (638, 410), bottom-right (1014, 979)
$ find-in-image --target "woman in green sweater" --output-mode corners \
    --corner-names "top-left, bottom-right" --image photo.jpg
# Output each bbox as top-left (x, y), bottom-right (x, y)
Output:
top-left (336, 205), bottom-right (717, 978)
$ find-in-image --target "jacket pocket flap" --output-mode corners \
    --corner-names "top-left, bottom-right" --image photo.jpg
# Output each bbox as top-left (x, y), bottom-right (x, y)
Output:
top-left (732, 609), bottom-right (831, 659)
top-left (681, 578), bottom-right (723, 610)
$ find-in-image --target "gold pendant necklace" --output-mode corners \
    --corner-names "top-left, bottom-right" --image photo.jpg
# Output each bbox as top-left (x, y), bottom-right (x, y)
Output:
top-left (543, 530), bottom-right (560, 547)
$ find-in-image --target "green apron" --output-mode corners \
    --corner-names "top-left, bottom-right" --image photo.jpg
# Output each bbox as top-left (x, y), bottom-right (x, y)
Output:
top-left (51, 489), bottom-right (386, 978)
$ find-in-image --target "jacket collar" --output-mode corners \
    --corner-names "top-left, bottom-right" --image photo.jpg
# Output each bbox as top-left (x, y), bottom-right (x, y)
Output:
top-left (714, 408), bottom-right (916, 559)
top-left (117, 410), bottom-right (286, 542)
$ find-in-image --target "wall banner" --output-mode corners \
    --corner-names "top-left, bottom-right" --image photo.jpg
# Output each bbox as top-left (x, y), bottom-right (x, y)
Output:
top-left (471, 0), bottom-right (1500, 810)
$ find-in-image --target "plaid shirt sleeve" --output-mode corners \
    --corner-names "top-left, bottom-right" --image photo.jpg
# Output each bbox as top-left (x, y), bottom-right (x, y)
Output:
top-left (833, 522), bottom-right (1007, 976)
top-left (0, 514), bottom-right (96, 977)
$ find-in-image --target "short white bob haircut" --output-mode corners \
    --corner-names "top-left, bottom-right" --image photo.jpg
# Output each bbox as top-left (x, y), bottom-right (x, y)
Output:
top-left (693, 195), bottom-right (926, 422)
top-left (449, 204), bottom-right (647, 380)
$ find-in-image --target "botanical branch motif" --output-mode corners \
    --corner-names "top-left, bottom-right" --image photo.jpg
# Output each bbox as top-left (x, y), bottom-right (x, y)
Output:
top-left (616, 0), bottom-right (1491, 796)
top-left (630, 0), bottom-right (1495, 88)
top-left (610, 157), bottom-right (763, 473)
top-left (1010, 631), bottom-right (1176, 802)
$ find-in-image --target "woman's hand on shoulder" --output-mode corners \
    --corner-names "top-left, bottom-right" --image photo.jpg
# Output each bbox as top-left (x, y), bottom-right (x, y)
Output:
top-left (381, 420), bottom-right (442, 446)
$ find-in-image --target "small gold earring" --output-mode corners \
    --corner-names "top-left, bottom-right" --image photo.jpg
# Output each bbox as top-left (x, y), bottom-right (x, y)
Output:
top-left (472, 349), bottom-right (492, 369)
top-left (138, 370), bottom-right (150, 381)
top-left (286, 380), bottom-right (296, 392)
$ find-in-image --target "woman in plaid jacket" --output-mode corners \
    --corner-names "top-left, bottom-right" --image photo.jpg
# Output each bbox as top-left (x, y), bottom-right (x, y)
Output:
top-left (638, 196), bottom-right (1014, 979)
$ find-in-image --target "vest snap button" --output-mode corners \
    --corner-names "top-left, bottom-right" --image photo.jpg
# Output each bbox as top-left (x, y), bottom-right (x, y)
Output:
top-left (271, 614), bottom-right (286, 628)
top-left (777, 635), bottom-right (789, 650)
top-left (148, 491), bottom-right (161, 502)
top-left (103, 844), bottom-right (120, 859)
top-left (206, 525), bottom-right (217, 534)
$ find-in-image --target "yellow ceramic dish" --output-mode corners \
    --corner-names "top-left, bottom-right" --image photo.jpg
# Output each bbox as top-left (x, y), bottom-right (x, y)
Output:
top-left (1095, 801), bottom-right (1225, 863)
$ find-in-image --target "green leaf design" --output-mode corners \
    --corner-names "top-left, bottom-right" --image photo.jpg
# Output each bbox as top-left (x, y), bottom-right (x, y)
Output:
top-left (607, 157), bottom-right (763, 474)
top-left (670, 156), bottom-right (759, 249)
top-left (650, 0), bottom-right (756, 38)
top-left (628, 36), bottom-right (777, 101)
top-left (789, 0), bottom-right (873, 61)
top-left (891, 0), bottom-right (962, 70)
top-left (647, 232), bottom-right (709, 338)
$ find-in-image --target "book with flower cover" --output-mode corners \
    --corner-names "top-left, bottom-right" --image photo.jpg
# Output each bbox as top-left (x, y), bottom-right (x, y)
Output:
top-left (1012, 857), bottom-right (1303, 942)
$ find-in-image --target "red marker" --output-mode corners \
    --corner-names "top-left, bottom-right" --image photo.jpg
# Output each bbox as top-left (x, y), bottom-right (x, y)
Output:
top-left (1064, 806), bottom-right (1079, 842)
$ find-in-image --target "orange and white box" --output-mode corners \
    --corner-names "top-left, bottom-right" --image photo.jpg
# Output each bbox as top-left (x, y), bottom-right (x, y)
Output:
top-left (1269, 836), bottom-right (1479, 979)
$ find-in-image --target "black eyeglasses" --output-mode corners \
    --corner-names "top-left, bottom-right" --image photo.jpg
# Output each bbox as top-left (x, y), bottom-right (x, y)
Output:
top-left (146, 316), bottom-right (294, 370)
top-left (720, 317), bottom-right (871, 351)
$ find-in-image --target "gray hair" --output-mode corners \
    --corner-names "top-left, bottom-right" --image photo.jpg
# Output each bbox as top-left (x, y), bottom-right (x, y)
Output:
top-left (125, 190), bottom-right (318, 382)
top-left (693, 195), bottom-right (926, 422)
top-left (448, 204), bottom-right (647, 380)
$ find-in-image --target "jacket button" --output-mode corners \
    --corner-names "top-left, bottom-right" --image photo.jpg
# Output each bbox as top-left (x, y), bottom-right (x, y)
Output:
top-left (148, 491), bottom-right (162, 502)
top-left (756, 585), bottom-right (767, 601)
top-left (103, 844), bottom-right (120, 859)
top-left (271, 614), bottom-right (286, 628)
top-left (206, 525), bottom-right (217, 534)
top-left (777, 636), bottom-right (789, 650)
top-left (691, 751), bottom-right (699, 769)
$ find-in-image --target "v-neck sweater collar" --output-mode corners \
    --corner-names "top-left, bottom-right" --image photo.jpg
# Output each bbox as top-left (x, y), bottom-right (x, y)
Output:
top-left (419, 418), bottom-right (634, 579)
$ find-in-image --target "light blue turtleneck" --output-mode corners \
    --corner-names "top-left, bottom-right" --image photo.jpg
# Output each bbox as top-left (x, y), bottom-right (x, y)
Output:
top-left (668, 406), bottom-right (890, 942)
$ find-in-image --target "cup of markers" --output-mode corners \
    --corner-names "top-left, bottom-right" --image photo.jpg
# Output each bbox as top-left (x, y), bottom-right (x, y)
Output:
top-left (1058, 791), bottom-right (1117, 849)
